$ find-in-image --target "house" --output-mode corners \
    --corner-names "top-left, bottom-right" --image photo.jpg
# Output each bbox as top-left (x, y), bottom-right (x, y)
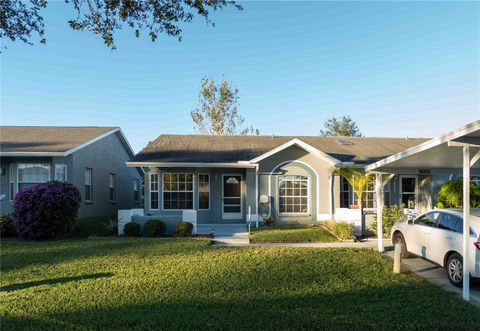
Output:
top-left (126, 134), bottom-right (448, 226)
top-left (0, 126), bottom-right (142, 218)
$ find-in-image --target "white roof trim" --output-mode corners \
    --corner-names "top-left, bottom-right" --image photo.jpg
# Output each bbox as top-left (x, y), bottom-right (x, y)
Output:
top-left (249, 138), bottom-right (341, 165)
top-left (64, 128), bottom-right (121, 156)
top-left (126, 162), bottom-right (257, 168)
top-left (365, 120), bottom-right (480, 172)
top-left (0, 152), bottom-right (65, 157)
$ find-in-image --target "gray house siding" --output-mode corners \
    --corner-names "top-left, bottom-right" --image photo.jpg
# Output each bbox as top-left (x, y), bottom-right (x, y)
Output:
top-left (0, 132), bottom-right (141, 219)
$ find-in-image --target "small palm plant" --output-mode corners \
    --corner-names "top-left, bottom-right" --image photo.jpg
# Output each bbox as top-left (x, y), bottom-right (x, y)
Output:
top-left (332, 166), bottom-right (373, 236)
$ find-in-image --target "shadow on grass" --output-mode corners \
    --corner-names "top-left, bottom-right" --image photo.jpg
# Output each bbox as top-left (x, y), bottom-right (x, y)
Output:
top-left (0, 272), bottom-right (114, 293)
top-left (1, 284), bottom-right (480, 331)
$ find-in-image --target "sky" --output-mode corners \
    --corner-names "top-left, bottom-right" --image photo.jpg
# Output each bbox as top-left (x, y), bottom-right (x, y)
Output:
top-left (1, 1), bottom-right (479, 152)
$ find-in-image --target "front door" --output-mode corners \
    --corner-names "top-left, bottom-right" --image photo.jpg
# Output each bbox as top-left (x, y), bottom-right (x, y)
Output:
top-left (222, 175), bottom-right (242, 220)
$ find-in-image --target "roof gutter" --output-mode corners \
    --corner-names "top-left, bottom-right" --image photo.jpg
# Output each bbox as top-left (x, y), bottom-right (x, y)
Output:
top-left (126, 161), bottom-right (257, 168)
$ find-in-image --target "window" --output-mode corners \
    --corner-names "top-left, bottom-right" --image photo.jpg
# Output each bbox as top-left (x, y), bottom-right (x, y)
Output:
top-left (9, 164), bottom-right (14, 200)
top-left (55, 164), bottom-right (67, 182)
top-left (414, 212), bottom-right (439, 227)
top-left (278, 175), bottom-right (308, 214)
top-left (17, 164), bottom-right (50, 191)
top-left (353, 181), bottom-right (375, 209)
top-left (109, 174), bottom-right (115, 202)
top-left (133, 179), bottom-right (140, 202)
top-left (438, 213), bottom-right (461, 232)
top-left (384, 182), bottom-right (391, 208)
top-left (198, 174), bottom-right (210, 210)
top-left (85, 168), bottom-right (93, 202)
top-left (150, 173), bottom-right (159, 210)
top-left (401, 176), bottom-right (417, 208)
top-left (340, 177), bottom-right (350, 208)
top-left (163, 173), bottom-right (193, 210)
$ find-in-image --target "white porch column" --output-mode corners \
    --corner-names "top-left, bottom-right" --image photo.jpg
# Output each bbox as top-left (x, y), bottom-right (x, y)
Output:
top-left (329, 175), bottom-right (334, 220)
top-left (463, 145), bottom-right (470, 301)
top-left (375, 173), bottom-right (384, 252)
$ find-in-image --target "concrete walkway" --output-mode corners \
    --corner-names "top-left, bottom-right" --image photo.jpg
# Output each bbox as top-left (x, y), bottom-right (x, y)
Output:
top-left (197, 224), bottom-right (250, 246)
top-left (249, 239), bottom-right (391, 248)
top-left (385, 251), bottom-right (480, 304)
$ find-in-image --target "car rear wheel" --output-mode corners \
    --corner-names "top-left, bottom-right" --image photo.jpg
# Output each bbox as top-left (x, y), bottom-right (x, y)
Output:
top-left (446, 253), bottom-right (463, 287)
top-left (392, 232), bottom-right (410, 259)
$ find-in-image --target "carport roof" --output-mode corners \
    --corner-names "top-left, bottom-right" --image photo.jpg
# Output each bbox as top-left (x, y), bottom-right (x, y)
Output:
top-left (365, 120), bottom-right (480, 172)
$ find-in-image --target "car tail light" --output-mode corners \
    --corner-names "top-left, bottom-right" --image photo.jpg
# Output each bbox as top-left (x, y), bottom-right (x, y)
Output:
top-left (475, 242), bottom-right (480, 251)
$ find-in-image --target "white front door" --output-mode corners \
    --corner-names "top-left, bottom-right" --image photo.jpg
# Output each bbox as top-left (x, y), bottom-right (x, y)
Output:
top-left (222, 175), bottom-right (242, 220)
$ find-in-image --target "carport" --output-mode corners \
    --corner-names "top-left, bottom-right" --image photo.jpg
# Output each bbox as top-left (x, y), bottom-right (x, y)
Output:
top-left (366, 120), bottom-right (480, 301)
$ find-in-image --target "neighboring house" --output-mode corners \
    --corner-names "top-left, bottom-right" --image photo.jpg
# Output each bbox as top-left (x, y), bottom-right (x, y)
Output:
top-left (0, 126), bottom-right (142, 218)
top-left (126, 134), bottom-right (447, 225)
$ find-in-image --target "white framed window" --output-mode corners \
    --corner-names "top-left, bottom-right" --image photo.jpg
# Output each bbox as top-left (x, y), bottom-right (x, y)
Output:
top-left (278, 175), bottom-right (309, 214)
top-left (17, 163), bottom-right (50, 191)
top-left (9, 164), bottom-right (15, 200)
top-left (85, 168), bottom-right (93, 202)
top-left (162, 173), bottom-right (193, 210)
top-left (198, 174), bottom-right (210, 210)
top-left (340, 176), bottom-right (350, 208)
top-left (133, 179), bottom-right (140, 202)
top-left (400, 176), bottom-right (418, 208)
top-left (353, 181), bottom-right (375, 209)
top-left (54, 164), bottom-right (67, 182)
top-left (109, 174), bottom-right (115, 202)
top-left (150, 173), bottom-right (159, 210)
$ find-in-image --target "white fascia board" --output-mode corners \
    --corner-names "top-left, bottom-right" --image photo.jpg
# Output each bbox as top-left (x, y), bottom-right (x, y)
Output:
top-left (249, 138), bottom-right (341, 165)
top-left (365, 120), bottom-right (480, 172)
top-left (64, 128), bottom-right (120, 156)
top-left (0, 152), bottom-right (65, 157)
top-left (125, 162), bottom-right (257, 168)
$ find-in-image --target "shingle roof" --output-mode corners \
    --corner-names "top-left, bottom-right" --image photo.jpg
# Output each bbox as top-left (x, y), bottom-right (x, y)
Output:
top-left (0, 126), bottom-right (118, 154)
top-left (132, 134), bottom-right (430, 164)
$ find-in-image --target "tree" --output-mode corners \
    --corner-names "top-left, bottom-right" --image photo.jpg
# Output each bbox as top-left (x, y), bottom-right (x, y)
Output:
top-left (319, 115), bottom-right (362, 137)
top-left (332, 166), bottom-right (373, 237)
top-left (190, 77), bottom-right (259, 135)
top-left (0, 0), bottom-right (242, 49)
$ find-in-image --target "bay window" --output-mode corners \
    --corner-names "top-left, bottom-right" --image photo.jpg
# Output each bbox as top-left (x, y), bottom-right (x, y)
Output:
top-left (150, 173), bottom-right (159, 210)
top-left (163, 173), bottom-right (193, 210)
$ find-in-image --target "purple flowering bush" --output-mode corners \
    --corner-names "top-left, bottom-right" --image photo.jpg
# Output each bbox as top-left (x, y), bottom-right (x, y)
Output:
top-left (13, 181), bottom-right (81, 240)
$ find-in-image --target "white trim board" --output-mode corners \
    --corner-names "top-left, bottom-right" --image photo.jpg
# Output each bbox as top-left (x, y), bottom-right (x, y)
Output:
top-left (127, 162), bottom-right (257, 168)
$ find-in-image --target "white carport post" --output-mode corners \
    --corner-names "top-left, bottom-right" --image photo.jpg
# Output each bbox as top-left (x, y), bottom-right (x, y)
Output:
top-left (462, 145), bottom-right (470, 300)
top-left (375, 173), bottom-right (384, 252)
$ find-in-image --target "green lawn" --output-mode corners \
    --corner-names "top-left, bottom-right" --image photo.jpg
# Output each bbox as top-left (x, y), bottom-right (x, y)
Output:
top-left (250, 224), bottom-right (338, 243)
top-left (74, 216), bottom-right (116, 238)
top-left (1, 239), bottom-right (479, 330)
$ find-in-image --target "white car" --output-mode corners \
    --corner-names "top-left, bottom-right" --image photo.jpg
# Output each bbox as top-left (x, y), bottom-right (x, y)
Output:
top-left (391, 208), bottom-right (480, 287)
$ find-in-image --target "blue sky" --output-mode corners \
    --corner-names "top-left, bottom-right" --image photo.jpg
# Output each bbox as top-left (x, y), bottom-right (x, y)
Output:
top-left (2, 1), bottom-right (479, 152)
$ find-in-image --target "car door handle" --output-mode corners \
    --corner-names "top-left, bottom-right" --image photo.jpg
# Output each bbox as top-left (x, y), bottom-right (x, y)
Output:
top-left (445, 236), bottom-right (453, 240)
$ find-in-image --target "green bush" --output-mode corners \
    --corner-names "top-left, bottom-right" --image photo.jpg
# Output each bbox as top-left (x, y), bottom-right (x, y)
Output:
top-left (123, 222), bottom-right (141, 237)
top-left (371, 204), bottom-right (406, 238)
top-left (0, 214), bottom-right (16, 237)
top-left (264, 216), bottom-right (275, 226)
top-left (143, 219), bottom-right (166, 237)
top-left (98, 218), bottom-right (118, 237)
top-left (174, 221), bottom-right (193, 237)
top-left (323, 221), bottom-right (353, 240)
top-left (437, 179), bottom-right (480, 208)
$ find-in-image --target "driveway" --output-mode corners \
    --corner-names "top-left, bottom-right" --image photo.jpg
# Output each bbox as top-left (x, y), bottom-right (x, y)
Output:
top-left (385, 251), bottom-right (480, 304)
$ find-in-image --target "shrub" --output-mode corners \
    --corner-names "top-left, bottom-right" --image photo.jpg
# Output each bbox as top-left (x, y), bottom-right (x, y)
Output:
top-left (371, 204), bottom-right (406, 238)
top-left (98, 218), bottom-right (118, 237)
top-left (0, 214), bottom-right (16, 237)
top-left (437, 179), bottom-right (480, 208)
top-left (123, 222), bottom-right (141, 237)
top-left (174, 221), bottom-right (193, 237)
top-left (143, 219), bottom-right (166, 237)
top-left (14, 181), bottom-right (81, 240)
top-left (263, 216), bottom-right (275, 226)
top-left (323, 221), bottom-right (353, 240)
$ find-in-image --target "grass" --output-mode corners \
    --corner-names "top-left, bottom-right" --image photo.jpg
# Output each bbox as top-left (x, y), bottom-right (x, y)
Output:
top-left (250, 224), bottom-right (339, 243)
top-left (1, 239), bottom-right (479, 330)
